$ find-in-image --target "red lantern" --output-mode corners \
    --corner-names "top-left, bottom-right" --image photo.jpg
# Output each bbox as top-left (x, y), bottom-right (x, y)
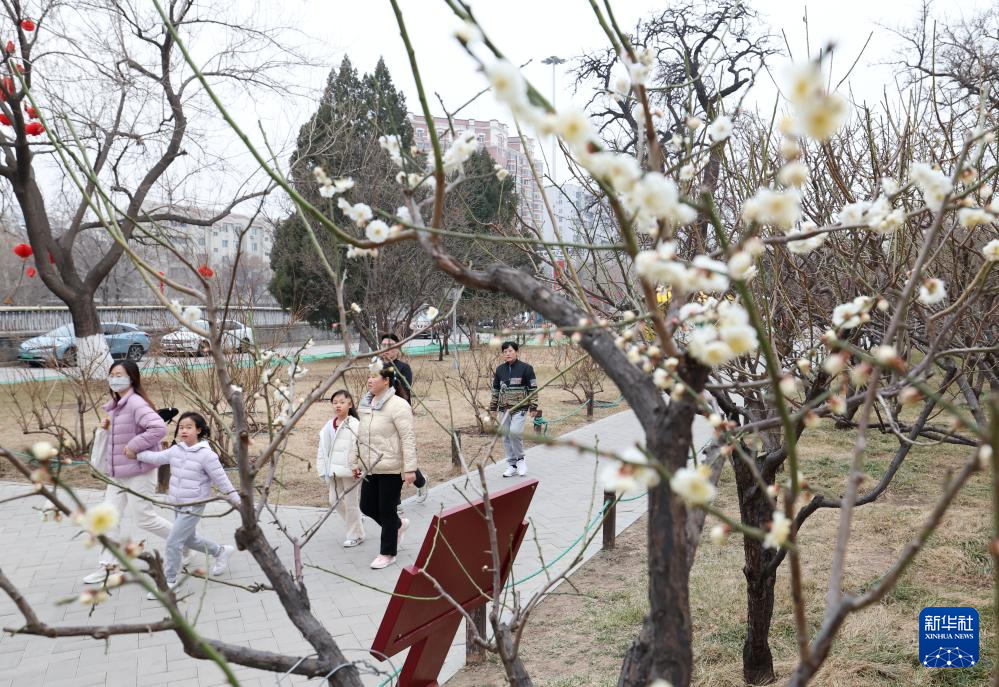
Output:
top-left (4, 41), bottom-right (13, 54)
top-left (2, 76), bottom-right (15, 96)
top-left (26, 266), bottom-right (36, 278)
top-left (20, 19), bottom-right (35, 32)
top-left (0, 114), bottom-right (10, 126)
top-left (15, 64), bottom-right (24, 74)
top-left (24, 121), bottom-right (43, 136)
top-left (197, 264), bottom-right (214, 278)
top-left (25, 105), bottom-right (37, 119)
top-left (13, 243), bottom-right (32, 259)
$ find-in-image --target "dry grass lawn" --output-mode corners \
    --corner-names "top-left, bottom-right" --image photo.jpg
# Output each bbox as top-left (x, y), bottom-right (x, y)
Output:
top-left (445, 420), bottom-right (992, 686)
top-left (0, 344), bottom-right (622, 507)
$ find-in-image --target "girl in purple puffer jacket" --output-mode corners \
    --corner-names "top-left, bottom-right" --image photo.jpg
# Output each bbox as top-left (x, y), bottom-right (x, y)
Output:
top-left (82, 360), bottom-right (170, 585)
top-left (137, 412), bottom-right (239, 595)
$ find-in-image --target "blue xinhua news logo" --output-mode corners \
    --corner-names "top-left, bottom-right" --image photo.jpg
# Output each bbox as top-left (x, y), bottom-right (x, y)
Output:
top-left (919, 607), bottom-right (979, 668)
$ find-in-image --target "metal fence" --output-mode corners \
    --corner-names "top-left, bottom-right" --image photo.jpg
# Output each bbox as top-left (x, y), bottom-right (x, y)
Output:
top-left (0, 306), bottom-right (303, 335)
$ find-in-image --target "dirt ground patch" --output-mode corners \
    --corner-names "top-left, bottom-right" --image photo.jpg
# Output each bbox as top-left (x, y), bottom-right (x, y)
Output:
top-left (446, 514), bottom-right (648, 687)
top-left (446, 420), bottom-right (992, 686)
top-left (0, 345), bottom-right (622, 507)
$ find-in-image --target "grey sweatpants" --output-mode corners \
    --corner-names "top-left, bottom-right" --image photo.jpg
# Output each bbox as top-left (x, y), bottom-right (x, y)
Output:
top-left (501, 410), bottom-right (527, 466)
top-left (165, 504), bottom-right (222, 582)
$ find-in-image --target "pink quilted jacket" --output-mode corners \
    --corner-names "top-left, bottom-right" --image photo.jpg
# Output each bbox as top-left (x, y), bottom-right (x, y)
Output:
top-left (103, 390), bottom-right (167, 479)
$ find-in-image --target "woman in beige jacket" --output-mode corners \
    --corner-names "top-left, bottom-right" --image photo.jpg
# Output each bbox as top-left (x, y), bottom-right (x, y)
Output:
top-left (351, 365), bottom-right (417, 569)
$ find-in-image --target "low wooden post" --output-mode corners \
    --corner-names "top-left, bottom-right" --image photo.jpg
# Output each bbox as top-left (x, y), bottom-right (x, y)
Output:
top-left (602, 491), bottom-right (616, 550)
top-left (533, 409), bottom-right (543, 434)
top-left (466, 605), bottom-right (488, 664)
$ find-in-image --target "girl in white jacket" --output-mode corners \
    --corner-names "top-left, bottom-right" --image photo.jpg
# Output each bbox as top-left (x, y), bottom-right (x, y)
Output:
top-left (317, 390), bottom-right (365, 547)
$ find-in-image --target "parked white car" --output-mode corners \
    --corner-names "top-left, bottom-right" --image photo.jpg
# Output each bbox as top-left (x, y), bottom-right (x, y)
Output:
top-left (160, 319), bottom-right (254, 356)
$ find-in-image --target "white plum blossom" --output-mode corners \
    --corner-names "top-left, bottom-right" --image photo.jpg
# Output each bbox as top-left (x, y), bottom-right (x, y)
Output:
top-left (368, 357), bottom-right (384, 374)
top-left (831, 295), bottom-right (874, 329)
top-left (710, 524), bottom-right (730, 545)
top-left (983, 239), bottom-right (999, 262)
top-left (555, 109), bottom-right (597, 150)
top-left (727, 251), bottom-right (757, 282)
top-left (485, 60), bottom-right (528, 109)
top-left (707, 115), bottom-right (733, 142)
top-left (742, 187), bottom-right (801, 230)
top-left (909, 162), bottom-right (952, 210)
top-left (81, 502), bottom-right (120, 536)
top-left (583, 151), bottom-right (641, 192)
top-left (181, 306), bottom-right (202, 324)
top-left (623, 172), bottom-right (697, 228)
top-left (679, 164), bottom-right (696, 181)
top-left (689, 255), bottom-right (730, 293)
top-left (442, 129), bottom-right (479, 174)
top-left (378, 135), bottom-right (404, 167)
top-left (838, 201), bottom-right (870, 226)
top-left (685, 116), bottom-right (703, 131)
top-left (779, 137), bottom-right (801, 160)
top-left (958, 207), bottom-right (995, 228)
top-left (494, 164), bottom-right (510, 181)
top-left (337, 198), bottom-right (373, 227)
top-left (350, 302), bottom-right (361, 313)
top-left (918, 278), bottom-right (947, 306)
top-left (425, 306), bottom-right (439, 319)
top-left (346, 246), bottom-right (378, 258)
top-left (626, 60), bottom-right (650, 87)
top-left (871, 208), bottom-right (905, 234)
top-left (784, 222), bottom-right (827, 255)
top-left (365, 220), bottom-right (390, 244)
top-left (600, 448), bottom-right (660, 494)
top-left (777, 161), bottom-right (809, 187)
top-left (30, 441), bottom-right (58, 460)
top-left (652, 367), bottom-right (672, 389)
top-left (670, 464), bottom-right (716, 506)
top-left (784, 62), bottom-right (849, 141)
top-left (454, 20), bottom-right (482, 44)
top-left (763, 511), bottom-right (791, 549)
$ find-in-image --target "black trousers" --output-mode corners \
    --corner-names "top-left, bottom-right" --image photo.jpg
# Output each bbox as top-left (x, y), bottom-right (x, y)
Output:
top-left (360, 474), bottom-right (403, 556)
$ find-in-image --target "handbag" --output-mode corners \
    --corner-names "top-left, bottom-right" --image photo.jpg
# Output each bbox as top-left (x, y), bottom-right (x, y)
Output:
top-left (90, 427), bottom-right (109, 474)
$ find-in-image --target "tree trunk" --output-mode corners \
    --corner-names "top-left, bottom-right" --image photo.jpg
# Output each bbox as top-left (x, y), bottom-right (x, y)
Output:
top-left (618, 387), bottom-right (704, 687)
top-left (732, 453), bottom-right (778, 685)
top-left (66, 292), bottom-right (113, 378)
top-left (586, 392), bottom-right (594, 418)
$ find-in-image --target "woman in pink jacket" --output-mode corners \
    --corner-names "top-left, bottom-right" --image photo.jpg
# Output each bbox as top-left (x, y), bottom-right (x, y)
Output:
top-left (82, 360), bottom-right (170, 585)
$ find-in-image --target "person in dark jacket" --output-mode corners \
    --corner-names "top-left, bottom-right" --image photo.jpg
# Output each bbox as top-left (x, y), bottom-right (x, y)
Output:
top-left (380, 333), bottom-right (429, 502)
top-left (489, 341), bottom-right (539, 477)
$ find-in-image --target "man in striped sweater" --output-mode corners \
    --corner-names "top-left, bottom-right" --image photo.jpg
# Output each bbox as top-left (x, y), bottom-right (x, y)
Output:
top-left (489, 341), bottom-right (539, 477)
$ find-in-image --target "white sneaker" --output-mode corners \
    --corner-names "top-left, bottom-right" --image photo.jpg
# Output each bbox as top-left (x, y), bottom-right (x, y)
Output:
top-left (502, 465), bottom-right (517, 478)
top-left (370, 555), bottom-right (396, 569)
top-left (416, 478), bottom-right (430, 503)
top-left (516, 459), bottom-right (527, 476)
top-left (343, 537), bottom-right (364, 548)
top-left (146, 579), bottom-right (181, 601)
top-left (82, 565), bottom-right (117, 585)
top-left (211, 545), bottom-right (235, 577)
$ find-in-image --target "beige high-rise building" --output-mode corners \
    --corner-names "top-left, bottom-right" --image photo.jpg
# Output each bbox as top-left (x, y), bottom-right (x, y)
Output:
top-left (408, 114), bottom-right (545, 229)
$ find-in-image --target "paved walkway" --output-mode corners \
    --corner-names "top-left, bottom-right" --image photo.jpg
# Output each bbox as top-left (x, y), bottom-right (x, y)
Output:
top-left (0, 410), bottom-right (711, 686)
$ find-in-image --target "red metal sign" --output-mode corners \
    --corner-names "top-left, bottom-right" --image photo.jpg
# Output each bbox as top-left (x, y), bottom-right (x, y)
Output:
top-left (371, 479), bottom-right (539, 686)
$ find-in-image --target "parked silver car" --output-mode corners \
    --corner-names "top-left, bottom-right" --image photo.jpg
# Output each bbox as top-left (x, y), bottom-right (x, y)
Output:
top-left (160, 319), bottom-right (254, 356)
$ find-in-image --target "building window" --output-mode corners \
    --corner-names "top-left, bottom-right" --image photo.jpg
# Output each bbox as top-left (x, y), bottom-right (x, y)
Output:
top-left (252, 243), bottom-right (258, 252)
top-left (199, 238), bottom-right (205, 246)
top-left (222, 240), bottom-right (229, 247)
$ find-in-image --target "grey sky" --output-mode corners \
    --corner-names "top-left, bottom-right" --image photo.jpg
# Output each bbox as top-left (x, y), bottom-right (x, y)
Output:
top-left (233, 0), bottom-right (990, 187)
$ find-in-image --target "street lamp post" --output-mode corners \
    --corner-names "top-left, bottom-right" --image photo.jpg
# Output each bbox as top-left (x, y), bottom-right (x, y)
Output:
top-left (540, 55), bottom-right (565, 182)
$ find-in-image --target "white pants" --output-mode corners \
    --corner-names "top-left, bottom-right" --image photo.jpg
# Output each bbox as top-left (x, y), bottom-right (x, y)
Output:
top-left (329, 476), bottom-right (365, 541)
top-left (98, 470), bottom-right (174, 567)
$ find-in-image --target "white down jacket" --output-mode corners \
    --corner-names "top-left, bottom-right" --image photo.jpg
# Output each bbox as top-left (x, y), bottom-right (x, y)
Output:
top-left (137, 441), bottom-right (239, 506)
top-left (316, 415), bottom-right (359, 480)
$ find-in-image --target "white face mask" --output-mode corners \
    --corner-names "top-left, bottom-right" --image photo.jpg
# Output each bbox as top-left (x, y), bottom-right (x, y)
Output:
top-left (108, 376), bottom-right (131, 393)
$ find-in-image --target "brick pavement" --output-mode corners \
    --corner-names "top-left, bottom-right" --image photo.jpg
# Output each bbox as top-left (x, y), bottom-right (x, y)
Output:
top-left (0, 409), bottom-right (710, 686)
